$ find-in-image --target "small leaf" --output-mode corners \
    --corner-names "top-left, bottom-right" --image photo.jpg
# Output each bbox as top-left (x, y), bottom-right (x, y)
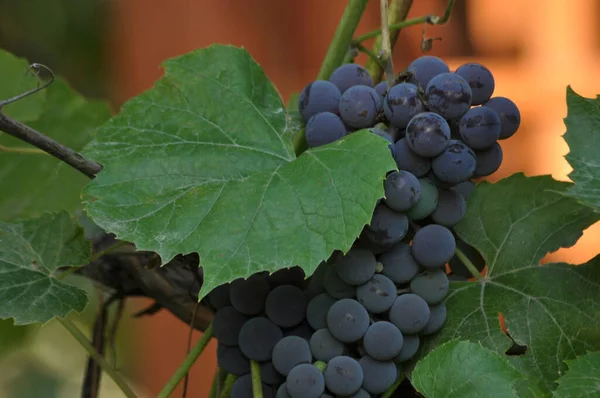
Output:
top-left (0, 211), bottom-right (89, 325)
top-left (554, 351), bottom-right (600, 398)
top-left (0, 49), bottom-right (46, 121)
top-left (416, 173), bottom-right (600, 396)
top-left (82, 45), bottom-right (395, 298)
top-left (412, 340), bottom-right (522, 398)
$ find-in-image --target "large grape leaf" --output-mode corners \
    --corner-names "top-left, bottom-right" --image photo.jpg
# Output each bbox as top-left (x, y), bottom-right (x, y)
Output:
top-left (412, 340), bottom-right (523, 398)
top-left (563, 87), bottom-right (600, 211)
top-left (416, 173), bottom-right (600, 397)
top-left (82, 45), bottom-right (395, 298)
top-left (554, 351), bottom-right (600, 397)
top-left (0, 49), bottom-right (46, 121)
top-left (0, 211), bottom-right (89, 324)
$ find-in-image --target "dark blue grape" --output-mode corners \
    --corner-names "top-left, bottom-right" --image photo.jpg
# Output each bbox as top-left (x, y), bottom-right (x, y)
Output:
top-left (358, 356), bottom-right (397, 394)
top-left (238, 317), bottom-right (282, 361)
top-left (306, 293), bottom-right (337, 330)
top-left (305, 112), bottom-right (347, 148)
top-left (393, 334), bottom-right (420, 363)
top-left (213, 306), bottom-right (249, 346)
top-left (392, 138), bottom-right (431, 177)
top-left (363, 321), bottom-right (404, 361)
top-left (309, 328), bottom-right (345, 361)
top-left (334, 248), bottom-right (376, 286)
top-left (474, 141), bottom-right (503, 177)
top-left (483, 97), bottom-right (521, 139)
top-left (455, 63), bottom-right (495, 105)
top-left (268, 266), bottom-right (306, 289)
top-left (339, 85), bottom-right (382, 129)
top-left (355, 274), bottom-right (397, 314)
top-left (229, 275), bottom-right (270, 315)
top-left (329, 63), bottom-right (373, 93)
top-left (217, 344), bottom-right (250, 376)
top-left (207, 283), bottom-right (231, 310)
top-left (261, 360), bottom-right (285, 385)
top-left (286, 364), bottom-right (325, 398)
top-left (389, 293), bottom-right (431, 334)
top-left (432, 140), bottom-right (476, 183)
top-left (411, 224), bottom-right (456, 269)
top-left (324, 356), bottom-right (364, 396)
top-left (276, 383), bottom-right (291, 398)
top-left (327, 298), bottom-right (370, 343)
top-left (324, 266), bottom-right (355, 299)
top-left (458, 106), bottom-right (501, 149)
top-left (299, 80), bottom-right (342, 122)
top-left (410, 268), bottom-right (450, 304)
top-left (378, 242), bottom-right (420, 284)
top-left (451, 179), bottom-right (476, 200)
top-left (407, 56), bottom-right (450, 89)
top-left (384, 170), bottom-right (421, 212)
top-left (349, 389), bottom-right (370, 398)
top-left (374, 81), bottom-right (388, 99)
top-left (283, 321), bottom-right (314, 341)
top-left (364, 203), bottom-right (409, 248)
top-left (272, 336), bottom-right (313, 376)
top-left (422, 302), bottom-right (447, 335)
top-left (406, 112), bottom-right (451, 157)
top-left (431, 189), bottom-right (467, 227)
top-left (425, 72), bottom-right (472, 120)
top-left (265, 285), bottom-right (308, 328)
top-left (406, 178), bottom-right (438, 220)
top-left (383, 83), bottom-right (425, 128)
top-left (230, 374), bottom-right (274, 398)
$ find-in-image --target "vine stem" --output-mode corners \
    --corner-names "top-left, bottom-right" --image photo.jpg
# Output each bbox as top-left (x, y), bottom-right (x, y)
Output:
top-left (219, 374), bottom-right (237, 398)
top-left (57, 318), bottom-right (137, 398)
top-left (250, 360), bottom-right (263, 398)
top-left (379, 0), bottom-right (396, 88)
top-left (156, 323), bottom-right (214, 398)
top-left (381, 374), bottom-right (406, 398)
top-left (454, 247), bottom-right (484, 280)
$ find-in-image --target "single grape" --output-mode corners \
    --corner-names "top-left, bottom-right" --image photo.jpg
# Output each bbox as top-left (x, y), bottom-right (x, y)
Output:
top-left (374, 81), bottom-right (388, 99)
top-left (334, 248), bottom-right (377, 286)
top-left (425, 170), bottom-right (456, 190)
top-left (378, 242), bottom-right (420, 284)
top-left (355, 274), bottom-right (397, 314)
top-left (238, 317), bottom-right (283, 361)
top-left (422, 302), bottom-right (447, 335)
top-left (324, 356), bottom-right (364, 396)
top-left (410, 268), bottom-right (450, 305)
top-left (276, 383), bottom-right (291, 398)
top-left (299, 80), bottom-right (342, 122)
top-left (213, 306), bottom-right (249, 346)
top-left (229, 275), bottom-right (271, 315)
top-left (392, 138), bottom-right (431, 177)
top-left (358, 356), bottom-right (397, 394)
top-left (363, 203), bottom-right (409, 248)
top-left (406, 112), bottom-right (451, 157)
top-left (348, 389), bottom-right (370, 398)
top-left (265, 285), bottom-right (308, 328)
top-left (272, 336), bottom-right (313, 376)
top-left (455, 63), bottom-right (495, 105)
top-left (268, 266), bottom-right (306, 289)
top-left (306, 293), bottom-right (337, 330)
top-left (339, 85), bottom-right (382, 129)
top-left (261, 360), bottom-right (285, 385)
top-left (327, 298), bottom-right (370, 343)
top-left (474, 142), bottom-right (503, 177)
top-left (432, 140), bottom-right (476, 184)
top-left (363, 321), bottom-right (404, 361)
top-left (389, 293), bottom-right (431, 334)
top-left (411, 224), bottom-right (456, 268)
top-left (406, 178), bottom-right (439, 220)
top-left (283, 321), bottom-right (314, 341)
top-left (451, 179), bottom-right (476, 200)
top-left (309, 328), bottom-right (345, 362)
top-left (324, 266), bottom-right (355, 299)
top-left (329, 63), bottom-right (373, 93)
top-left (407, 56), bottom-right (450, 89)
top-left (425, 72), bottom-right (472, 120)
top-left (217, 344), bottom-right (250, 376)
top-left (384, 170), bottom-right (421, 212)
top-left (207, 283), bottom-right (231, 310)
top-left (449, 238), bottom-right (486, 278)
top-left (458, 106), bottom-right (501, 150)
top-left (368, 127), bottom-right (394, 155)
top-left (230, 374), bottom-right (274, 398)
top-left (383, 83), bottom-right (426, 128)
top-left (286, 364), bottom-right (325, 398)
top-left (305, 112), bottom-right (348, 148)
top-left (483, 96), bottom-right (521, 139)
top-left (393, 334), bottom-right (420, 363)
top-left (431, 189), bottom-right (467, 227)
top-left (306, 262), bottom-right (328, 299)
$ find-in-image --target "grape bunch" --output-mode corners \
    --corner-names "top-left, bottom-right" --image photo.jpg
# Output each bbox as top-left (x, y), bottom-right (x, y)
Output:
top-left (205, 57), bottom-right (520, 397)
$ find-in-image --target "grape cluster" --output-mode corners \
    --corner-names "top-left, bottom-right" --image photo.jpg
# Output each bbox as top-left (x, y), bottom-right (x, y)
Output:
top-left (206, 57), bottom-right (520, 397)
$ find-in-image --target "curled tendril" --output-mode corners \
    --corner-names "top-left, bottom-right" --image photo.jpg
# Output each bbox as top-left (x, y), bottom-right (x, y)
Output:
top-left (0, 63), bottom-right (55, 110)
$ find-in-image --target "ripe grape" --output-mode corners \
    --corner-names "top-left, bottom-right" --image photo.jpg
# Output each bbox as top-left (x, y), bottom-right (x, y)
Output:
top-left (268, 266), bottom-right (306, 289)
top-left (393, 334), bottom-right (420, 363)
top-left (334, 248), bottom-right (377, 286)
top-left (449, 238), bottom-right (486, 278)
top-left (451, 179), bottom-right (476, 200)
top-left (238, 317), bottom-right (283, 361)
top-left (283, 321), bottom-right (314, 341)
top-left (362, 321), bottom-right (404, 361)
top-left (383, 83), bottom-right (425, 128)
top-left (309, 328), bottom-right (345, 361)
top-left (458, 106), bottom-right (501, 149)
top-left (407, 55), bottom-right (450, 89)
top-left (299, 80), bottom-right (342, 122)
top-left (410, 268), bottom-right (450, 305)
top-left (431, 189), bottom-right (467, 227)
top-left (406, 112), bottom-right (451, 157)
top-left (217, 344), bottom-right (250, 376)
top-left (213, 306), bottom-right (249, 346)
top-left (392, 138), bottom-right (431, 177)
top-left (358, 356), bottom-right (397, 394)
top-left (276, 383), bottom-right (291, 398)
top-left (286, 364), bottom-right (325, 398)
top-left (474, 142), bottom-right (503, 177)
top-left (422, 302), bottom-right (447, 335)
top-left (306, 293), bottom-right (337, 330)
top-left (261, 361), bottom-right (285, 385)
top-left (378, 242), bottom-right (420, 284)
top-left (411, 224), bottom-right (456, 268)
top-left (327, 298), bottom-right (370, 343)
top-left (272, 336), bottom-right (313, 376)
top-left (229, 275), bottom-right (270, 315)
top-left (339, 85), bottom-right (382, 129)
top-left (324, 356), bottom-right (364, 396)
top-left (324, 266), bottom-right (355, 299)
top-left (305, 112), bottom-right (347, 148)
top-left (406, 178), bottom-right (439, 220)
top-left (384, 170), bottom-right (421, 212)
top-left (432, 140), bottom-right (476, 183)
top-left (266, 285), bottom-right (308, 328)
top-left (389, 293), bottom-right (431, 334)
top-left (363, 203), bottom-right (409, 247)
top-left (455, 63), bottom-right (495, 105)
top-left (349, 389), bottom-right (370, 398)
top-left (230, 374), bottom-right (274, 398)
top-left (207, 283), bottom-right (231, 310)
top-left (374, 81), bottom-right (388, 99)
top-left (483, 96), bottom-right (521, 139)
top-left (329, 63), bottom-right (373, 93)
top-left (355, 274), bottom-right (397, 314)
top-left (425, 72), bottom-right (472, 120)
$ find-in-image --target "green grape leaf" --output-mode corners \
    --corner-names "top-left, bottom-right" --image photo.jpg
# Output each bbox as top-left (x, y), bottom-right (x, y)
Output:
top-left (412, 340), bottom-right (523, 398)
top-left (0, 79), bottom-right (111, 221)
top-left (417, 173), bottom-right (600, 397)
top-left (554, 351), bottom-right (600, 398)
top-left (0, 211), bottom-right (89, 325)
top-left (82, 45), bottom-right (395, 298)
top-left (563, 87), bottom-right (600, 211)
top-left (0, 49), bottom-right (46, 121)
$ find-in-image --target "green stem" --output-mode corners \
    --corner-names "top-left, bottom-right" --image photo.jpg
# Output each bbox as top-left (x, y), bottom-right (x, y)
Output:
top-left (156, 323), bottom-right (214, 398)
top-left (454, 247), bottom-right (483, 280)
top-left (208, 368), bottom-right (224, 398)
top-left (316, 0), bottom-right (370, 81)
top-left (58, 318), bottom-right (137, 398)
top-left (379, 0), bottom-right (395, 88)
top-left (219, 374), bottom-right (237, 398)
top-left (250, 360), bottom-right (263, 398)
top-left (355, 44), bottom-right (384, 69)
top-left (381, 374), bottom-right (406, 398)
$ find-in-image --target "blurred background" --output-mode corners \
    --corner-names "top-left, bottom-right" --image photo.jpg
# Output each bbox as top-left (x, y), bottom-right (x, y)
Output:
top-left (1, 0), bottom-right (599, 396)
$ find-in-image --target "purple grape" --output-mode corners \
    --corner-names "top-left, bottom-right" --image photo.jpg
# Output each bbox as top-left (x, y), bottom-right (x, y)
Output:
top-left (483, 96), bottom-right (521, 139)
top-left (374, 81), bottom-right (388, 99)
top-left (432, 140), bottom-right (476, 183)
top-left (383, 83), bottom-right (425, 128)
top-left (392, 138), bottom-right (431, 177)
top-left (425, 72), bottom-right (472, 120)
top-left (458, 106), bottom-right (501, 150)
top-left (305, 112), bottom-right (347, 148)
top-left (383, 170), bottom-right (421, 212)
top-left (474, 142), bottom-right (503, 177)
top-left (406, 112), bottom-right (451, 157)
top-left (339, 85), bottom-right (382, 129)
top-left (407, 56), bottom-right (450, 89)
top-left (455, 62), bottom-right (495, 105)
top-left (298, 80), bottom-right (341, 122)
top-left (329, 63), bottom-right (373, 93)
